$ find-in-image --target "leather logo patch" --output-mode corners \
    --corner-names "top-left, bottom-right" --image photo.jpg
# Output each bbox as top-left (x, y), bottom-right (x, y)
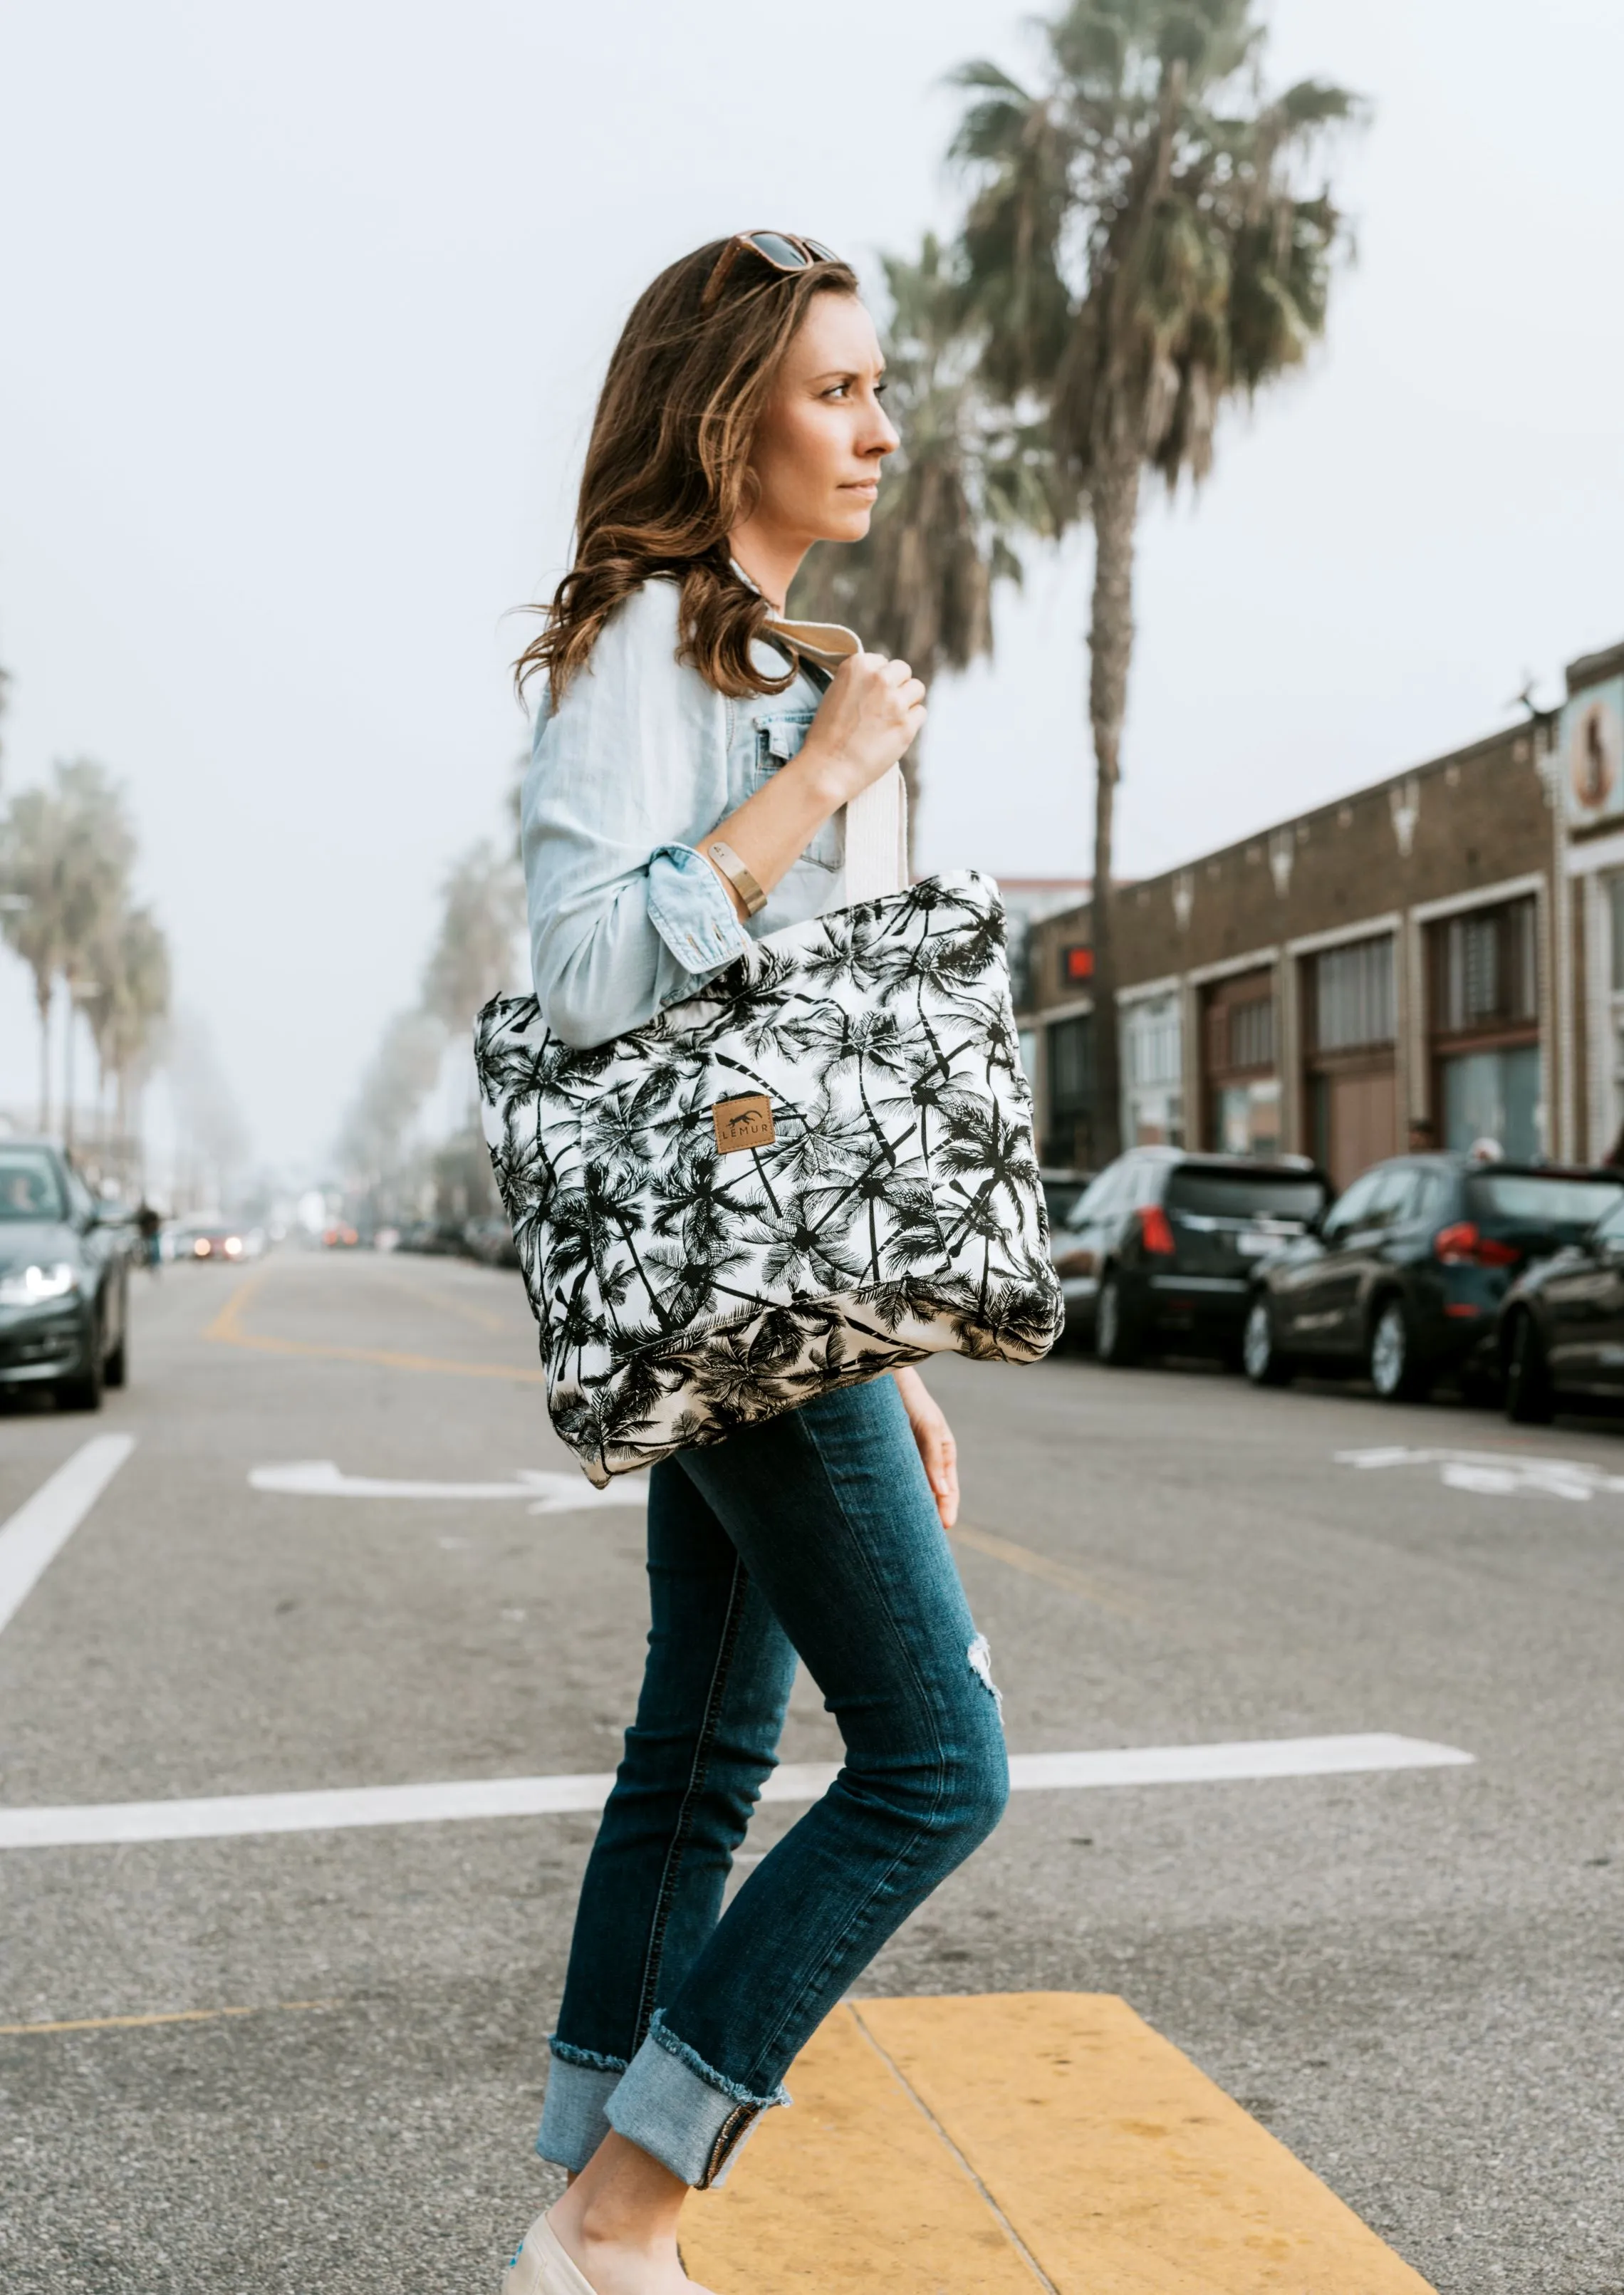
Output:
top-left (712, 1093), bottom-right (776, 1153)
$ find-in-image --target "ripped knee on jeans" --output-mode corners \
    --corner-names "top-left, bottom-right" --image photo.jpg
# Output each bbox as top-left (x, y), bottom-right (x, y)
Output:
top-left (967, 1631), bottom-right (1003, 1719)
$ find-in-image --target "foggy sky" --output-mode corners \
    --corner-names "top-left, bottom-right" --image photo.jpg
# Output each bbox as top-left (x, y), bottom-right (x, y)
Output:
top-left (2, 0), bottom-right (1620, 1168)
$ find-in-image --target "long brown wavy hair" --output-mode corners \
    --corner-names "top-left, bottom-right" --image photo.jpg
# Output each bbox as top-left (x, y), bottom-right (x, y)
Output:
top-left (515, 236), bottom-right (860, 705)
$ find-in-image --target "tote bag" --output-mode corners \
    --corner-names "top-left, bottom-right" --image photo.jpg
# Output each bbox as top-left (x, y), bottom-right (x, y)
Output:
top-left (476, 760), bottom-right (1063, 1487)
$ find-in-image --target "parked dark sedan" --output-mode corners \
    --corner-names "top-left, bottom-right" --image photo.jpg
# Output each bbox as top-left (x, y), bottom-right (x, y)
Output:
top-left (1050, 1148), bottom-right (1331, 1365)
top-left (461, 1213), bottom-right (520, 1269)
top-left (399, 1217), bottom-right (475, 1257)
top-left (0, 1139), bottom-right (130, 1410)
top-left (1242, 1154), bottom-right (1624, 1401)
top-left (1039, 1167), bottom-right (1093, 1236)
top-left (1497, 1188), bottom-right (1624, 1420)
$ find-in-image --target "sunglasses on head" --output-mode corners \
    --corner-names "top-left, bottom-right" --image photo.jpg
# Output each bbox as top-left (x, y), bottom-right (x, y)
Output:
top-left (702, 230), bottom-right (841, 308)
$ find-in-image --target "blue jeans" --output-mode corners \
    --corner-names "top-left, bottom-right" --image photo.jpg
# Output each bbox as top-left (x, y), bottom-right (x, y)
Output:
top-left (536, 1373), bottom-right (1009, 2188)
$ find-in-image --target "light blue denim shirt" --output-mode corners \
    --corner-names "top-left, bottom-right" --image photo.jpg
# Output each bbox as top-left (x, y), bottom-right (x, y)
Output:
top-left (521, 576), bottom-right (847, 1048)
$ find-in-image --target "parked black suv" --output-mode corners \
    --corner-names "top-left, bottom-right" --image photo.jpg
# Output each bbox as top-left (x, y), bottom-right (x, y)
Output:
top-left (1049, 1148), bottom-right (1331, 1364)
top-left (1497, 1187), bottom-right (1624, 1421)
top-left (1242, 1154), bottom-right (1624, 1400)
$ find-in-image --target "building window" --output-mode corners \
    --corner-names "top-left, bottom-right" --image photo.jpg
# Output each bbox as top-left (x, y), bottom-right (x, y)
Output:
top-left (1440, 1048), bottom-right (1541, 1159)
top-left (1598, 873), bottom-right (1624, 1157)
top-left (1428, 895), bottom-right (1541, 1159)
top-left (1121, 994), bottom-right (1183, 1147)
top-left (1303, 935), bottom-right (1399, 1190)
top-left (1313, 937), bottom-right (1395, 1051)
top-left (1438, 900), bottom-right (1536, 1031)
top-left (1045, 1012), bottom-right (1094, 1167)
top-left (1202, 970), bottom-right (1279, 1159)
top-left (1224, 996), bottom-right (1275, 1072)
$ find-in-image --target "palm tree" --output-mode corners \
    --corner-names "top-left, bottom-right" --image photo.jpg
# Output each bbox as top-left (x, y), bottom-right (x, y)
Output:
top-left (0, 760), bottom-right (136, 1135)
top-left (420, 839), bottom-right (526, 1031)
top-left (338, 1006), bottom-right (447, 1195)
top-left (85, 902), bottom-right (171, 1152)
top-left (420, 839), bottom-right (528, 1179)
top-left (0, 786), bottom-right (69, 1129)
top-left (791, 233), bottom-right (1063, 864)
top-left (952, 0), bottom-right (1361, 1159)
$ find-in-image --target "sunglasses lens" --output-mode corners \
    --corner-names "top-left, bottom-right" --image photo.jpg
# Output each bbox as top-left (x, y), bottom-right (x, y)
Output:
top-left (746, 231), bottom-right (810, 271)
top-left (803, 239), bottom-right (838, 263)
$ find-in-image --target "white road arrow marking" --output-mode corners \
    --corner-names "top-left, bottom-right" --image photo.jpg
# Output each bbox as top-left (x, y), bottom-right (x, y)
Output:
top-left (0, 1734), bottom-right (1473, 1849)
top-left (248, 1460), bottom-right (644, 1512)
top-left (1336, 1445), bottom-right (1624, 1501)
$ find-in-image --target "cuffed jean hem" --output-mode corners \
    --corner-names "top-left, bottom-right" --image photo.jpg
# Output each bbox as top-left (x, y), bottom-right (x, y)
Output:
top-left (603, 2014), bottom-right (788, 2190)
top-left (536, 2047), bottom-right (627, 2175)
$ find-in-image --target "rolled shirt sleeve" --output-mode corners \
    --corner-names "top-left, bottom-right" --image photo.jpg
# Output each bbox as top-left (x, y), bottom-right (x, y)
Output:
top-left (646, 844), bottom-right (751, 977)
top-left (520, 581), bottom-right (751, 1048)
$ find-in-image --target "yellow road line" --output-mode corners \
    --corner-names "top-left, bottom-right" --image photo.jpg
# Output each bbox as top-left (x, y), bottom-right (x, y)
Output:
top-left (204, 1269), bottom-right (268, 1343)
top-left (1, 1997), bottom-right (342, 2038)
top-left (682, 1992), bottom-right (1436, 2294)
top-left (207, 1292), bottom-right (1135, 1598)
top-left (204, 1268), bottom-right (543, 1384)
top-left (371, 1266), bottom-right (521, 1337)
top-left (951, 1523), bottom-right (1138, 1618)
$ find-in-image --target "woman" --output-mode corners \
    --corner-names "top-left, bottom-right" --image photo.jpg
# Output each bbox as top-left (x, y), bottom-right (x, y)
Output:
top-left (504, 233), bottom-right (1009, 2295)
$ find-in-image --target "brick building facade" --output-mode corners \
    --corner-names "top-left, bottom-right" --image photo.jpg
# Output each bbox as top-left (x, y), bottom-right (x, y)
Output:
top-left (1016, 641), bottom-right (1624, 1191)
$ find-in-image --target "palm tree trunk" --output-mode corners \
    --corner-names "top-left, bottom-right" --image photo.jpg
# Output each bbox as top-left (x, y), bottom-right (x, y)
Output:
top-left (1086, 443), bottom-right (1142, 1170)
top-left (63, 989), bottom-right (77, 1152)
top-left (35, 980), bottom-right (51, 1134)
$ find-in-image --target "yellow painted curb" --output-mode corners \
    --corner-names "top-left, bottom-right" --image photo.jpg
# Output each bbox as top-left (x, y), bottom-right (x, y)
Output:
top-left (682, 1993), bottom-right (1435, 2294)
top-left (683, 2004), bottom-right (1037, 2290)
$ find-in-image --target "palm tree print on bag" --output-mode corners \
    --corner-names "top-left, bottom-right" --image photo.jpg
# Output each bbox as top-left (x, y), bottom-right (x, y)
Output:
top-left (475, 869), bottom-right (1063, 1486)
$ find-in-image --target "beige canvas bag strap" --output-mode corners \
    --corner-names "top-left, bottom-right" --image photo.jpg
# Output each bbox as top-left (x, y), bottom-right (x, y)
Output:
top-left (763, 615), bottom-right (908, 905)
top-left (842, 765), bottom-right (908, 902)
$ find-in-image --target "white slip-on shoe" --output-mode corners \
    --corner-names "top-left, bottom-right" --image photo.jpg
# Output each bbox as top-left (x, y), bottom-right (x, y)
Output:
top-left (501, 2210), bottom-right (598, 2295)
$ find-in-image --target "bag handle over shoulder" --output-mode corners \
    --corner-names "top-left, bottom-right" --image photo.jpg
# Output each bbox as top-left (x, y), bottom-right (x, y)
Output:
top-left (842, 766), bottom-right (907, 904)
top-left (763, 617), bottom-right (907, 905)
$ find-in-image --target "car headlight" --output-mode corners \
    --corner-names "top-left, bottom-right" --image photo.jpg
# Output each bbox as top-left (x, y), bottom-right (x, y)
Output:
top-left (0, 1261), bottom-right (81, 1308)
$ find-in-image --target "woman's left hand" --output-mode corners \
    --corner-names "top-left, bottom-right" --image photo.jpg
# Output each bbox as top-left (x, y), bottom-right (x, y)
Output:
top-left (894, 1367), bottom-right (959, 1530)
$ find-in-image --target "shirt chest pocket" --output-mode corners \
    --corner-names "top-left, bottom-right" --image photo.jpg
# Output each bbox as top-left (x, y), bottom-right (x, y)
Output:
top-left (752, 711), bottom-right (843, 873)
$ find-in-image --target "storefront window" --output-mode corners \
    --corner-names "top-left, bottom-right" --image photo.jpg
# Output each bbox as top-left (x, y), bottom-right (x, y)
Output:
top-left (1045, 1013), bottom-right (1094, 1167)
top-left (1120, 994), bottom-right (1183, 1146)
top-left (1428, 895), bottom-right (1541, 1160)
top-left (1203, 969), bottom-right (1279, 1157)
top-left (1214, 1078), bottom-right (1281, 1157)
top-left (1303, 935), bottom-right (1399, 1189)
top-left (1441, 1046), bottom-right (1541, 1160)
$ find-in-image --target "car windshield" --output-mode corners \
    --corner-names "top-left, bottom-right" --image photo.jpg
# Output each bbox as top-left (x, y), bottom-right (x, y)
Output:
top-left (0, 1148), bottom-right (67, 1222)
top-left (1166, 1169), bottom-right (1327, 1222)
top-left (1465, 1172), bottom-right (1624, 1228)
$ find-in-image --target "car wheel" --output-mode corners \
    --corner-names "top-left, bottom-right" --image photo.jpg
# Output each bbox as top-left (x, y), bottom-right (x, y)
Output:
top-left (1368, 1296), bottom-right (1429, 1402)
top-left (1094, 1272), bottom-right (1140, 1367)
top-left (56, 1323), bottom-right (105, 1413)
top-left (1242, 1295), bottom-right (1292, 1386)
top-left (103, 1332), bottom-right (127, 1389)
top-left (1504, 1311), bottom-right (1554, 1425)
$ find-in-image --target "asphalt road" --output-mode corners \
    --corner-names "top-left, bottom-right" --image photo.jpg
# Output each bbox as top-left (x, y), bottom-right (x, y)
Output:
top-left (1, 1249), bottom-right (1620, 2294)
